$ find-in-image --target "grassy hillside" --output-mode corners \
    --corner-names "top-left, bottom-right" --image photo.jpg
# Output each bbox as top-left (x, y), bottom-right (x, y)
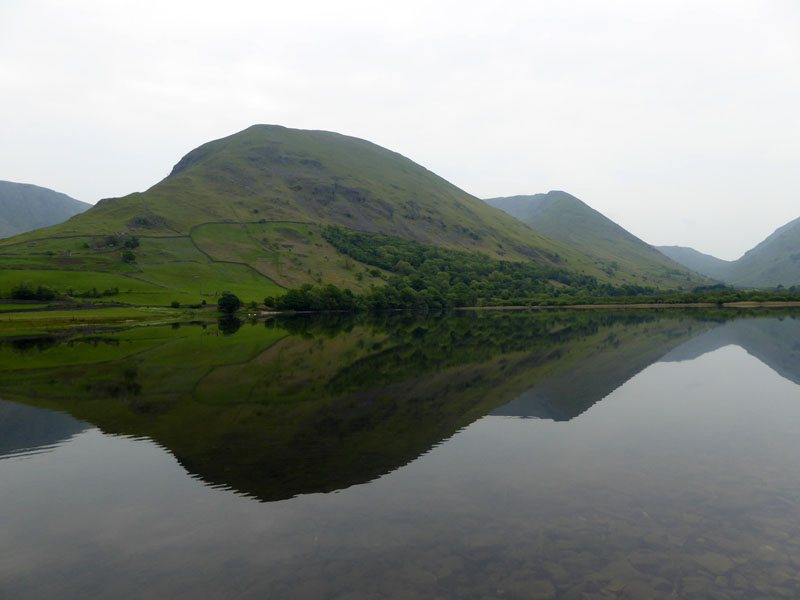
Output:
top-left (486, 191), bottom-right (709, 288)
top-left (10, 125), bottom-right (570, 260)
top-left (729, 216), bottom-right (800, 287)
top-left (658, 216), bottom-right (800, 288)
top-left (0, 126), bottom-right (698, 305)
top-left (0, 181), bottom-right (91, 238)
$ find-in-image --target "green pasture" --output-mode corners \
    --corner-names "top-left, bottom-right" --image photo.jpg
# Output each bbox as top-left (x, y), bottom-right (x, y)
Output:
top-left (0, 303), bottom-right (50, 310)
top-left (0, 236), bottom-right (96, 255)
top-left (0, 306), bottom-right (180, 336)
top-left (0, 269), bottom-right (165, 298)
top-left (192, 222), bottom-right (273, 265)
top-left (0, 253), bottom-right (131, 271)
top-left (137, 236), bottom-right (211, 263)
top-left (133, 261), bottom-right (283, 303)
top-left (191, 221), bottom-right (379, 291)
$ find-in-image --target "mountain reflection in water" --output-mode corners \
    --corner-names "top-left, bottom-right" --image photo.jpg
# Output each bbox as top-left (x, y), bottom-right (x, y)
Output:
top-left (0, 400), bottom-right (88, 459)
top-left (1, 309), bottom-right (798, 502)
top-left (2, 310), bottom-right (800, 599)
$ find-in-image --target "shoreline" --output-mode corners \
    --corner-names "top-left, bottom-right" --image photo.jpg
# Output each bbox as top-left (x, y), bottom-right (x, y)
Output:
top-left (454, 301), bottom-right (800, 310)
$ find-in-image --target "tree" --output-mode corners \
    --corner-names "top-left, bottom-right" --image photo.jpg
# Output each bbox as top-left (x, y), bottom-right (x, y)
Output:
top-left (217, 292), bottom-right (242, 314)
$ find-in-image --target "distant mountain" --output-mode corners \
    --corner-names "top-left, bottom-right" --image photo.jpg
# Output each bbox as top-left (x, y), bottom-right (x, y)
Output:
top-left (658, 215), bottom-right (800, 288)
top-left (485, 191), bottom-right (707, 288)
top-left (0, 181), bottom-right (90, 238)
top-left (729, 216), bottom-right (800, 287)
top-left (656, 246), bottom-right (733, 282)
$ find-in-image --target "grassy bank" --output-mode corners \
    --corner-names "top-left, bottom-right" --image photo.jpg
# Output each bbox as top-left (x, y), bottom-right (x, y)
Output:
top-left (0, 305), bottom-right (195, 336)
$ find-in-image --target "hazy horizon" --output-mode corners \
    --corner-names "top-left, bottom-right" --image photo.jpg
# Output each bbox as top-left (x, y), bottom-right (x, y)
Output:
top-left (2, 1), bottom-right (798, 261)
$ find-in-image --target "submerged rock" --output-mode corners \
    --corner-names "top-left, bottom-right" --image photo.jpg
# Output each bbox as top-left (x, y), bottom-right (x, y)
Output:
top-left (695, 552), bottom-right (734, 575)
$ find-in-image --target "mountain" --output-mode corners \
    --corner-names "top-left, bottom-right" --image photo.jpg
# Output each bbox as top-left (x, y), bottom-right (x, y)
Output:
top-left (0, 126), bottom-right (696, 306)
top-left (0, 181), bottom-right (90, 238)
top-left (656, 246), bottom-right (733, 282)
top-left (729, 216), bottom-right (800, 287)
top-left (486, 191), bottom-right (706, 288)
top-left (658, 215), bottom-right (800, 288)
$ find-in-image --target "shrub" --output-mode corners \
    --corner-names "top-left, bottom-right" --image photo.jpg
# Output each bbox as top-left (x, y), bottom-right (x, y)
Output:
top-left (217, 292), bottom-right (242, 314)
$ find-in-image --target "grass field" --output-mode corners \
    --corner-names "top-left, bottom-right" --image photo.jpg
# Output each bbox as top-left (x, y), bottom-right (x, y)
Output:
top-left (0, 305), bottom-right (183, 336)
top-left (132, 261), bottom-right (282, 303)
top-left (193, 221), bottom-right (385, 290)
top-left (137, 236), bottom-right (211, 263)
top-left (0, 232), bottom-right (285, 306)
top-left (0, 235), bottom-right (97, 255)
top-left (0, 303), bottom-right (50, 310)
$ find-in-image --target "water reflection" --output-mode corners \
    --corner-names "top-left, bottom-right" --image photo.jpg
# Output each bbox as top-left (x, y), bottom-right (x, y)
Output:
top-left (1, 310), bottom-right (799, 502)
top-left (1, 310), bottom-right (800, 598)
top-left (660, 315), bottom-right (800, 385)
top-left (0, 400), bottom-right (88, 459)
top-left (495, 313), bottom-right (800, 421)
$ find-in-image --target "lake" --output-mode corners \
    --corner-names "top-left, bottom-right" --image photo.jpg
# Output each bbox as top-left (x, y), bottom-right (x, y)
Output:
top-left (1, 309), bottom-right (800, 599)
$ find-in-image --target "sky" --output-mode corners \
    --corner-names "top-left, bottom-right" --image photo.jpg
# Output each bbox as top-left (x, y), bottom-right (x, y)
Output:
top-left (1, 1), bottom-right (798, 260)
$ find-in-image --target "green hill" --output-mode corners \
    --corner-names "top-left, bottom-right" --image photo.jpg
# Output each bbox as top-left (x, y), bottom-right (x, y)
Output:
top-left (729, 216), bottom-right (800, 287)
top-left (0, 181), bottom-right (91, 238)
top-left (0, 126), bottom-right (696, 306)
top-left (658, 216), bottom-right (800, 288)
top-left (486, 191), bottom-right (707, 288)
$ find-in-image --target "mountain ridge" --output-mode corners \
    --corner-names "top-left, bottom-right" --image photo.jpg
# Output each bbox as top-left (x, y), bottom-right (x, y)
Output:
top-left (486, 191), bottom-right (706, 288)
top-left (0, 181), bottom-right (91, 239)
top-left (658, 215), bottom-right (800, 287)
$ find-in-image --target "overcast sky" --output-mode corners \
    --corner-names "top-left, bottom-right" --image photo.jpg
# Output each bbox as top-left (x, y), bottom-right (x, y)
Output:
top-left (1, 1), bottom-right (798, 260)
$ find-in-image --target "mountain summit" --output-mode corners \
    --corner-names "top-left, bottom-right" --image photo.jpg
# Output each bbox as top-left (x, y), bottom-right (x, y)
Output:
top-left (486, 191), bottom-right (701, 287)
top-left (81, 125), bottom-right (565, 262)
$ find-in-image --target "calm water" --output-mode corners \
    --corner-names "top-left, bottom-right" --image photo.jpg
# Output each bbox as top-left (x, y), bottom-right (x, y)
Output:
top-left (1, 310), bottom-right (800, 599)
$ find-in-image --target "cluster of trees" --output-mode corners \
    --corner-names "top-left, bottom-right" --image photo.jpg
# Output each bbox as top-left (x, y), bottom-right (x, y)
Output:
top-left (633, 284), bottom-right (800, 306)
top-left (255, 227), bottom-right (800, 311)
top-left (9, 283), bottom-right (57, 301)
top-left (7, 283), bottom-right (122, 301)
top-left (322, 226), bottom-right (603, 306)
top-left (70, 287), bottom-right (120, 298)
top-left (262, 226), bottom-right (649, 310)
top-left (266, 284), bottom-right (360, 311)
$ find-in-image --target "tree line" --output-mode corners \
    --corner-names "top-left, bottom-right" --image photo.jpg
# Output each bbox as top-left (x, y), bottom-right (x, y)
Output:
top-left (262, 227), bottom-right (800, 311)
